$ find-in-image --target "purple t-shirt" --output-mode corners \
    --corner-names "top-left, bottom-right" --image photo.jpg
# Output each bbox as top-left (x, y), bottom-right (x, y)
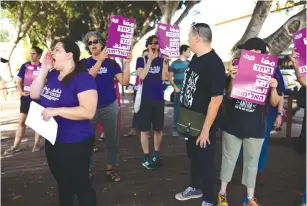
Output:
top-left (17, 62), bottom-right (41, 102)
top-left (81, 57), bottom-right (122, 108)
top-left (136, 56), bottom-right (164, 100)
top-left (40, 70), bottom-right (97, 143)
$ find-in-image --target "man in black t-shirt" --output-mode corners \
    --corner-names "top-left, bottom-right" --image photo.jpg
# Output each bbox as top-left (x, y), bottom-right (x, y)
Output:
top-left (217, 38), bottom-right (282, 206)
top-left (174, 23), bottom-right (226, 206)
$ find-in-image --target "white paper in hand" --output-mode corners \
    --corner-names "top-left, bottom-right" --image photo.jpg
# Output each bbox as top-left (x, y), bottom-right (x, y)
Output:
top-left (25, 101), bottom-right (58, 145)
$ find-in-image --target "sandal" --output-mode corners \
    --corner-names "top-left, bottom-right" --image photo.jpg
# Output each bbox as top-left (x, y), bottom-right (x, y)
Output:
top-left (123, 129), bottom-right (136, 137)
top-left (105, 169), bottom-right (121, 182)
top-left (124, 132), bottom-right (136, 137)
top-left (32, 146), bottom-right (41, 152)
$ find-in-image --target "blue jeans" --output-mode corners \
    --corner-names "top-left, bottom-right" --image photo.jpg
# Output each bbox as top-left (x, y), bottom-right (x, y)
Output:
top-left (258, 112), bottom-right (277, 172)
top-left (238, 111), bottom-right (277, 172)
top-left (172, 92), bottom-right (181, 131)
top-left (302, 189), bottom-right (307, 204)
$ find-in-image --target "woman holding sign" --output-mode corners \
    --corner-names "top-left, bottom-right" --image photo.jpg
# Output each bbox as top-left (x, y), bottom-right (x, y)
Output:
top-left (291, 48), bottom-right (306, 154)
top-left (290, 47), bottom-right (306, 206)
top-left (4, 46), bottom-right (43, 155)
top-left (30, 39), bottom-right (97, 206)
top-left (136, 35), bottom-right (170, 170)
top-left (217, 38), bottom-right (283, 206)
top-left (82, 31), bottom-right (131, 182)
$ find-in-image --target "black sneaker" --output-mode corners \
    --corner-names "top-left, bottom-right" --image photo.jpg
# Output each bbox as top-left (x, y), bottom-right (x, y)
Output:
top-left (142, 157), bottom-right (154, 170)
top-left (152, 153), bottom-right (163, 167)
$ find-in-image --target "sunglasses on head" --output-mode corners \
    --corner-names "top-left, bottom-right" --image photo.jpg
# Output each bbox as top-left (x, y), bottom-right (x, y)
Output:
top-left (191, 22), bottom-right (199, 36)
top-left (149, 41), bottom-right (158, 45)
top-left (191, 22), bottom-right (210, 35)
top-left (88, 39), bottom-right (100, 46)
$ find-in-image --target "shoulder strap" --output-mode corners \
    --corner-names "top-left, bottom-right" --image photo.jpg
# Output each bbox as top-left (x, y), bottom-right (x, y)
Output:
top-left (86, 57), bottom-right (91, 68)
top-left (138, 57), bottom-right (146, 85)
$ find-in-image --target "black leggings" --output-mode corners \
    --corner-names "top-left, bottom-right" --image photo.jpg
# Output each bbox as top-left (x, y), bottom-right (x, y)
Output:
top-left (45, 137), bottom-right (96, 206)
top-left (186, 131), bottom-right (217, 204)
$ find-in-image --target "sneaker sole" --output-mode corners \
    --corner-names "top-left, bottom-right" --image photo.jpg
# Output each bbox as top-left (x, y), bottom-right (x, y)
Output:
top-left (4, 149), bottom-right (20, 155)
top-left (175, 194), bottom-right (203, 201)
top-left (142, 163), bottom-right (154, 170)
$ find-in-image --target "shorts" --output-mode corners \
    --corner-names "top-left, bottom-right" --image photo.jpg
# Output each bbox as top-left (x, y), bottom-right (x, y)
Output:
top-left (20, 96), bottom-right (40, 114)
top-left (138, 99), bottom-right (164, 132)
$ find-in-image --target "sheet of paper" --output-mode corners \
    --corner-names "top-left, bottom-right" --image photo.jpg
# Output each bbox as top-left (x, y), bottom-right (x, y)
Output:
top-left (25, 101), bottom-right (58, 145)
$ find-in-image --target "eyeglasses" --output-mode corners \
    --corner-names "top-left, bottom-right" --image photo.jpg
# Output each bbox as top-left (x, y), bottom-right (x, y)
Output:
top-left (88, 39), bottom-right (100, 46)
top-left (149, 41), bottom-right (158, 45)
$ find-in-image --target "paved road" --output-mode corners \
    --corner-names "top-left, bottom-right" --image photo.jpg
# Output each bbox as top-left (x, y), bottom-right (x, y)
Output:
top-left (1, 96), bottom-right (306, 206)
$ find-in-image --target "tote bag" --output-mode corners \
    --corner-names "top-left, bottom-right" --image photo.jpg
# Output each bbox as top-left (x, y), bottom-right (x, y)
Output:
top-left (134, 57), bottom-right (146, 113)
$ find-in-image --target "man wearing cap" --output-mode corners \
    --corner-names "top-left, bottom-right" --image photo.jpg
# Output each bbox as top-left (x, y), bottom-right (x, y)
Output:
top-left (217, 37), bottom-right (283, 206)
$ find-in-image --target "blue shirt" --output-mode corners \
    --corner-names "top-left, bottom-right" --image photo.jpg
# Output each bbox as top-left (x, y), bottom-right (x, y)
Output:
top-left (269, 67), bottom-right (286, 113)
top-left (81, 57), bottom-right (122, 108)
top-left (169, 59), bottom-right (190, 89)
top-left (136, 56), bottom-right (164, 100)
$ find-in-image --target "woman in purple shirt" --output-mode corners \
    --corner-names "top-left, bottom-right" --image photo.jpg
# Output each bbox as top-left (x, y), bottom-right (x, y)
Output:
top-left (81, 31), bottom-right (131, 182)
top-left (30, 39), bottom-right (97, 206)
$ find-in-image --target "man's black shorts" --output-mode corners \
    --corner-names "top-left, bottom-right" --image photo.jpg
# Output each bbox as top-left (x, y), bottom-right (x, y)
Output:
top-left (138, 99), bottom-right (165, 132)
top-left (20, 96), bottom-right (40, 114)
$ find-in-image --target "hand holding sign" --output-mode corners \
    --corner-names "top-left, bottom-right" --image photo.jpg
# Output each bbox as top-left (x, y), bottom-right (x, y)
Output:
top-left (268, 78), bottom-right (278, 89)
top-left (99, 47), bottom-right (108, 62)
top-left (290, 48), bottom-right (300, 66)
top-left (124, 52), bottom-right (132, 64)
top-left (41, 107), bottom-right (59, 121)
top-left (229, 66), bottom-right (238, 79)
top-left (163, 56), bottom-right (171, 64)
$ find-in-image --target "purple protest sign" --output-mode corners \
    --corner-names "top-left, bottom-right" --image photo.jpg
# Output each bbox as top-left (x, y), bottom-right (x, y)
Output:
top-left (23, 64), bottom-right (41, 92)
top-left (293, 28), bottom-right (307, 76)
top-left (157, 23), bottom-right (180, 58)
top-left (106, 15), bottom-right (136, 59)
top-left (230, 50), bottom-right (278, 105)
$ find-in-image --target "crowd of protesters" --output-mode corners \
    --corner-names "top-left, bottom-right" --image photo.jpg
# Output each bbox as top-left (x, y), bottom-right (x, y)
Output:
top-left (3, 21), bottom-right (306, 206)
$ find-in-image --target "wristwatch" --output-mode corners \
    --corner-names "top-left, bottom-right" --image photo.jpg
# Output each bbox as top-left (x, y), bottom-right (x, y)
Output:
top-left (277, 111), bottom-right (283, 116)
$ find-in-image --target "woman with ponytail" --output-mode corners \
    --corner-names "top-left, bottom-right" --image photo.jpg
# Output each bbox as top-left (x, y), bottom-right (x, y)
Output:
top-left (30, 39), bottom-right (97, 206)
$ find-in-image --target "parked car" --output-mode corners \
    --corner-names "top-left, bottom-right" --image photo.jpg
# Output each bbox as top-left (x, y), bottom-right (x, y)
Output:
top-left (278, 54), bottom-right (302, 117)
top-left (125, 71), bottom-right (137, 94)
top-left (163, 80), bottom-right (176, 103)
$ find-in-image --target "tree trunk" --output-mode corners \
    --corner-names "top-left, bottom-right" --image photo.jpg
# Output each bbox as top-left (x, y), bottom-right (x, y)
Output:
top-left (132, 6), bottom-right (159, 47)
top-left (173, 1), bottom-right (199, 26)
top-left (264, 8), bottom-right (306, 56)
top-left (157, 1), bottom-right (180, 24)
top-left (7, 2), bottom-right (42, 80)
top-left (231, 0), bottom-right (273, 58)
